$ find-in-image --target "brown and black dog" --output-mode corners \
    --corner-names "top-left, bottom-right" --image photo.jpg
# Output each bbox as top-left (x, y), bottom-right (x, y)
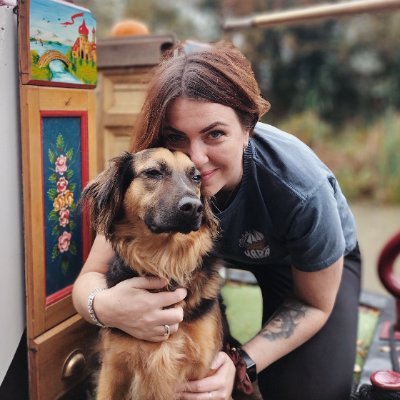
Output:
top-left (80, 148), bottom-right (224, 400)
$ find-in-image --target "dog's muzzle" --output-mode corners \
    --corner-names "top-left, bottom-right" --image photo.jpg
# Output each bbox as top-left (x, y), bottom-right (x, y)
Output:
top-left (145, 196), bottom-right (204, 234)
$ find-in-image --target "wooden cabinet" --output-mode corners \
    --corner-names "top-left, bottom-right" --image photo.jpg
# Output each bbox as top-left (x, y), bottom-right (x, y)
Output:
top-left (27, 315), bottom-right (97, 400)
top-left (20, 86), bottom-right (99, 400)
top-left (96, 34), bottom-right (175, 168)
top-left (17, 1), bottom-right (101, 397)
top-left (19, 3), bottom-right (174, 395)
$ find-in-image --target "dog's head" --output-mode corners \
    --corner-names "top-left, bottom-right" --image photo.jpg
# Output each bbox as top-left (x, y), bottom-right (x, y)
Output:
top-left (80, 148), bottom-right (219, 240)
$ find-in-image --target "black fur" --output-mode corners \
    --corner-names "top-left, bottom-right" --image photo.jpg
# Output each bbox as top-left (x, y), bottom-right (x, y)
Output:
top-left (106, 256), bottom-right (139, 288)
top-left (105, 252), bottom-right (223, 324)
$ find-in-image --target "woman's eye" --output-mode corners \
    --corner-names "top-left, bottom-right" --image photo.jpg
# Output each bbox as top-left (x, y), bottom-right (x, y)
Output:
top-left (164, 133), bottom-right (186, 145)
top-left (144, 169), bottom-right (163, 179)
top-left (208, 130), bottom-right (224, 139)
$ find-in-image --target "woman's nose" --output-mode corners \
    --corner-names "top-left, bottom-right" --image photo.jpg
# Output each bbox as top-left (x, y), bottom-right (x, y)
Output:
top-left (187, 142), bottom-right (208, 168)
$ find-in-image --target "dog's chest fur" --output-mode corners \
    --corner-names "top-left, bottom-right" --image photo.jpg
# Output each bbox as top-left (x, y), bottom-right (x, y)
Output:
top-left (106, 251), bottom-right (223, 323)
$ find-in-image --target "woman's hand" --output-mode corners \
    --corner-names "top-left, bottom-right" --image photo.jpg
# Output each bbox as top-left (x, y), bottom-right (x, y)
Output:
top-left (178, 352), bottom-right (236, 400)
top-left (94, 276), bottom-right (187, 342)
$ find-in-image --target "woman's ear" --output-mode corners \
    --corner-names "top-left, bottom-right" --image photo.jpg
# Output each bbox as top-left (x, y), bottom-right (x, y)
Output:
top-left (243, 128), bottom-right (250, 149)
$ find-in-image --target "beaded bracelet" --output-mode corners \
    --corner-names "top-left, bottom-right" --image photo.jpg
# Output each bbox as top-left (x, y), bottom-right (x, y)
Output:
top-left (87, 287), bottom-right (107, 328)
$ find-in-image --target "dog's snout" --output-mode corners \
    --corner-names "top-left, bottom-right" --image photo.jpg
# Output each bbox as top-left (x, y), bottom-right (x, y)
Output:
top-left (178, 197), bottom-right (203, 217)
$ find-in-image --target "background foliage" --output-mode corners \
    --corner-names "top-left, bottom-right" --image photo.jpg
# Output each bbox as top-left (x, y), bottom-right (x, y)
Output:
top-left (75, 0), bottom-right (400, 203)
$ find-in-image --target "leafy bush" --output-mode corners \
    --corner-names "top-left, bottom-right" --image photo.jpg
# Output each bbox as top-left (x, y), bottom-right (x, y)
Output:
top-left (280, 110), bottom-right (400, 203)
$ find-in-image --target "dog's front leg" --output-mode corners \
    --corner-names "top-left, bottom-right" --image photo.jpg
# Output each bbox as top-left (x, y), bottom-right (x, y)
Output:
top-left (96, 353), bottom-right (132, 400)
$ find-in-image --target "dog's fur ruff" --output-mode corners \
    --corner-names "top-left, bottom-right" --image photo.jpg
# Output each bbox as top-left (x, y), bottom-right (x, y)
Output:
top-left (80, 148), bottom-right (224, 400)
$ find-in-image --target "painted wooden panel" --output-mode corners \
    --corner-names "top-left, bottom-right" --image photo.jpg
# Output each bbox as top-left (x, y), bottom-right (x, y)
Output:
top-left (20, 86), bottom-right (97, 338)
top-left (40, 113), bottom-right (89, 304)
top-left (19, 0), bottom-right (97, 88)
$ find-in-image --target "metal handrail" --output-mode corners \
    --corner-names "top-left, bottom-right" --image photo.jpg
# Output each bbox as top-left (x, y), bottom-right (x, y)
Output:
top-left (223, 0), bottom-right (400, 30)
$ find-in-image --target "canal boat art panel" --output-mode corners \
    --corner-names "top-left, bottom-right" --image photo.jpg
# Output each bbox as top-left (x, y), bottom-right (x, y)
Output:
top-left (19, 86), bottom-right (97, 339)
top-left (19, 0), bottom-right (97, 88)
top-left (41, 112), bottom-right (90, 305)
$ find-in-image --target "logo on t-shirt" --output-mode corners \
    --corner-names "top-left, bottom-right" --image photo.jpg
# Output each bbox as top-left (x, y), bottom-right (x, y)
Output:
top-left (239, 230), bottom-right (270, 259)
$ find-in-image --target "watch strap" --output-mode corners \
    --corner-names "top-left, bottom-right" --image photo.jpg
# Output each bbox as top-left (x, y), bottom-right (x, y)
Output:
top-left (237, 348), bottom-right (257, 382)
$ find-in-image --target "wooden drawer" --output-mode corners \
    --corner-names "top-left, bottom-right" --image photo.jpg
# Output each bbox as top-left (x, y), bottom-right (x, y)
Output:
top-left (28, 314), bottom-right (98, 400)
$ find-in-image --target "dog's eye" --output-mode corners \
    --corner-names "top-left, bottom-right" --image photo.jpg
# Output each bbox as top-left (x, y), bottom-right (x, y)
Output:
top-left (144, 169), bottom-right (163, 179)
top-left (192, 174), bottom-right (202, 183)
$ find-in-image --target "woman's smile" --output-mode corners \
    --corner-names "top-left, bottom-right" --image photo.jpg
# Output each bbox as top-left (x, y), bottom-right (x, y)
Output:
top-left (201, 168), bottom-right (217, 183)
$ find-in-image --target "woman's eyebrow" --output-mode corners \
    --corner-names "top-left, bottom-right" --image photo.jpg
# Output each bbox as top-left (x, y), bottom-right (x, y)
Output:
top-left (163, 126), bottom-right (184, 134)
top-left (200, 121), bottom-right (229, 133)
top-left (163, 121), bottom-right (229, 135)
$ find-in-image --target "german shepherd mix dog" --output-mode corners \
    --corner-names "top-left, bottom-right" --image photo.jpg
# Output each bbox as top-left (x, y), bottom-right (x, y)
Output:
top-left (80, 148), bottom-right (224, 400)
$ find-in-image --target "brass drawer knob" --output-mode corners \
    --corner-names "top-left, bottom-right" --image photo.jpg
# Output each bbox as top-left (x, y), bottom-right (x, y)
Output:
top-left (62, 350), bottom-right (86, 380)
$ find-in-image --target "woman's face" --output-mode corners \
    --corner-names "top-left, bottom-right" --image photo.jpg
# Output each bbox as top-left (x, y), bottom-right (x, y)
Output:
top-left (163, 98), bottom-right (250, 197)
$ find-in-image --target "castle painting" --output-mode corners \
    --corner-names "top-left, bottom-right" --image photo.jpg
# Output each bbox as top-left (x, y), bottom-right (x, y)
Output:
top-left (26, 0), bottom-right (97, 87)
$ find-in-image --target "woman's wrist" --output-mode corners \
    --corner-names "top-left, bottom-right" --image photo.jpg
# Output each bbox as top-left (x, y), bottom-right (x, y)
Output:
top-left (236, 348), bottom-right (257, 382)
top-left (224, 347), bottom-right (255, 395)
top-left (87, 287), bottom-right (107, 327)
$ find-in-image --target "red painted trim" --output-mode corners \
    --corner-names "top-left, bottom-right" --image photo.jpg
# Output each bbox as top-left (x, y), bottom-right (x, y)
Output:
top-left (25, 79), bottom-right (96, 90)
top-left (80, 111), bottom-right (90, 261)
top-left (46, 285), bottom-right (74, 306)
top-left (39, 114), bottom-right (47, 305)
top-left (40, 111), bottom-right (91, 306)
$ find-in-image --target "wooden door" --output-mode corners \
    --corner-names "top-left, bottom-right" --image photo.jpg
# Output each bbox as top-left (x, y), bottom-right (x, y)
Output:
top-left (18, 1), bottom-right (99, 398)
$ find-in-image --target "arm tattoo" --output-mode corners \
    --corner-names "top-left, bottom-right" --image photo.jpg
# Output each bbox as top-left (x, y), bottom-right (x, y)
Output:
top-left (260, 299), bottom-right (307, 341)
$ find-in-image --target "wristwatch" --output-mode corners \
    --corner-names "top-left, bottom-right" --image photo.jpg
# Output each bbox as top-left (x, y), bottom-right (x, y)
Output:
top-left (238, 348), bottom-right (257, 382)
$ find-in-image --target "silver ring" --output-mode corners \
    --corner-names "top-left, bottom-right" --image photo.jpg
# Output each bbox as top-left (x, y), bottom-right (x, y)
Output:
top-left (163, 324), bottom-right (170, 336)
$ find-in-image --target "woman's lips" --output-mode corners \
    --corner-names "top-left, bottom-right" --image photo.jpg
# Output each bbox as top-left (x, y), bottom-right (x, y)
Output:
top-left (201, 169), bottom-right (217, 183)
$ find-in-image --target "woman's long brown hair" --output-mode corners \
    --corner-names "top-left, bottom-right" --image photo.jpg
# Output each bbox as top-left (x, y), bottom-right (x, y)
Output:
top-left (129, 41), bottom-right (270, 153)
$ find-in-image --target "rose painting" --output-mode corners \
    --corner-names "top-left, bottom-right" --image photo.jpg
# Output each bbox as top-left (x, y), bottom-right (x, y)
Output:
top-left (42, 115), bottom-right (87, 300)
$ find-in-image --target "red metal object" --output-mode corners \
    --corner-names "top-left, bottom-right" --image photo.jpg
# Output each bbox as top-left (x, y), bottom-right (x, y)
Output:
top-left (369, 232), bottom-right (400, 392)
top-left (380, 321), bottom-right (400, 340)
top-left (371, 370), bottom-right (400, 390)
top-left (378, 231), bottom-right (400, 336)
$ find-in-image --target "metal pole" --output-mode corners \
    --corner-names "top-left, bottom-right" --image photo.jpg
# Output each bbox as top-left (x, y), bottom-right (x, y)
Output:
top-left (223, 0), bottom-right (400, 30)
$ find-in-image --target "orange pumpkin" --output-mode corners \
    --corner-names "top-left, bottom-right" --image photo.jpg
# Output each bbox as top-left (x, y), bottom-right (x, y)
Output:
top-left (110, 19), bottom-right (150, 37)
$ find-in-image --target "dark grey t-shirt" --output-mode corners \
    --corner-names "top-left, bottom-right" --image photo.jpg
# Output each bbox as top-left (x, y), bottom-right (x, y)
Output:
top-left (215, 123), bottom-right (357, 272)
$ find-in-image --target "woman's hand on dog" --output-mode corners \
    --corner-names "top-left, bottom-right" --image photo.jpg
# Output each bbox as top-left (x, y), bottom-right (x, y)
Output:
top-left (95, 276), bottom-right (187, 341)
top-left (178, 351), bottom-right (236, 400)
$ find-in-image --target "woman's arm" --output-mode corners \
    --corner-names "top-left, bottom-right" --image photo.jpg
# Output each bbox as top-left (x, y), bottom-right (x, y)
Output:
top-left (242, 256), bottom-right (343, 372)
top-left (72, 235), bottom-right (187, 341)
top-left (179, 257), bottom-right (343, 400)
top-left (72, 234), bottom-right (114, 321)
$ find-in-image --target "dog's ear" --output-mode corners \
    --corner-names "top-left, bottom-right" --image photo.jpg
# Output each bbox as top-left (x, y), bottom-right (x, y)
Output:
top-left (80, 151), bottom-right (135, 238)
top-left (201, 195), bottom-right (220, 239)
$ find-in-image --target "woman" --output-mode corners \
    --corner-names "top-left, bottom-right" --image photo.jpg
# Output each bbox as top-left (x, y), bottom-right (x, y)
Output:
top-left (73, 42), bottom-right (361, 400)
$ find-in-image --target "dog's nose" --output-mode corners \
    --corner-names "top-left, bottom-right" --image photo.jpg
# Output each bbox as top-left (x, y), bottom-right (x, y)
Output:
top-left (178, 197), bottom-right (203, 217)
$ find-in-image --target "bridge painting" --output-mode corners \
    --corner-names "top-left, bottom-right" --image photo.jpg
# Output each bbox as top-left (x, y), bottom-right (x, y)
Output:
top-left (22, 0), bottom-right (97, 87)
top-left (37, 50), bottom-right (71, 69)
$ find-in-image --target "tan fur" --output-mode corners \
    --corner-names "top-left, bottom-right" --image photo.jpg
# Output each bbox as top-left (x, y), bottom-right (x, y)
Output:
top-left (113, 222), bottom-right (214, 286)
top-left (81, 148), bottom-right (223, 400)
